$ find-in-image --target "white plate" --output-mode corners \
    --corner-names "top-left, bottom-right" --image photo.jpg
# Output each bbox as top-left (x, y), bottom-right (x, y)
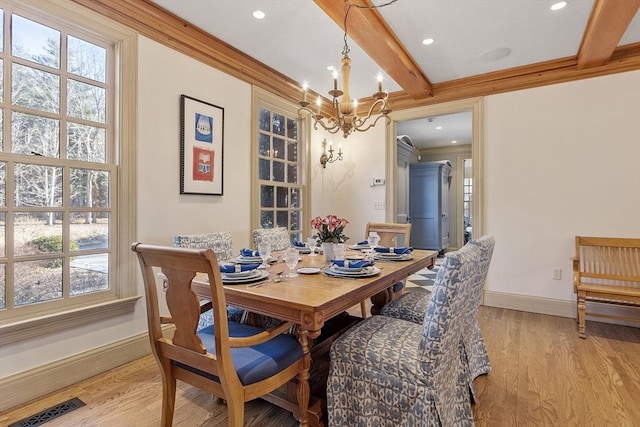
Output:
top-left (222, 269), bottom-right (269, 284)
top-left (236, 256), bottom-right (274, 264)
top-left (297, 267), bottom-right (321, 274)
top-left (221, 269), bottom-right (259, 279)
top-left (374, 253), bottom-right (413, 261)
top-left (345, 255), bottom-right (364, 260)
top-left (324, 266), bottom-right (381, 278)
top-left (348, 244), bottom-right (370, 251)
top-left (296, 247), bottom-right (312, 254)
top-left (332, 265), bottom-right (369, 273)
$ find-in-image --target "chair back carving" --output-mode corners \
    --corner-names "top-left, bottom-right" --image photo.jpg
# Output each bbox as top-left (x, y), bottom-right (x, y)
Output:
top-left (365, 222), bottom-right (412, 247)
top-left (252, 227), bottom-right (290, 251)
top-left (173, 231), bottom-right (234, 262)
top-left (131, 243), bottom-right (305, 426)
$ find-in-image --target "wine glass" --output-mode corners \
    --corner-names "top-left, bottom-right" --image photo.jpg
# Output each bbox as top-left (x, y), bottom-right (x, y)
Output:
top-left (307, 236), bottom-right (318, 256)
top-left (367, 232), bottom-right (380, 260)
top-left (257, 242), bottom-right (271, 269)
top-left (284, 247), bottom-right (299, 278)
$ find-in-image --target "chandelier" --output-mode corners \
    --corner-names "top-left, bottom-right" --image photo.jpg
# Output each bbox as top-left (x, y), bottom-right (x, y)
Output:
top-left (298, 0), bottom-right (396, 139)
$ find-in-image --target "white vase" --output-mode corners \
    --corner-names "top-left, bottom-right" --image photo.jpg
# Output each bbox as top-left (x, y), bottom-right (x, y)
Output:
top-left (322, 242), bottom-right (335, 262)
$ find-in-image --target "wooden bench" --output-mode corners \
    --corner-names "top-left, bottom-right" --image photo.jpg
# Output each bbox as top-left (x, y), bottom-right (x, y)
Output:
top-left (573, 236), bottom-right (640, 338)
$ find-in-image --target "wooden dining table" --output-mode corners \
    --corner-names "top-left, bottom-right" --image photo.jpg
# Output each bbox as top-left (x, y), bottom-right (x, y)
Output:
top-left (192, 248), bottom-right (438, 426)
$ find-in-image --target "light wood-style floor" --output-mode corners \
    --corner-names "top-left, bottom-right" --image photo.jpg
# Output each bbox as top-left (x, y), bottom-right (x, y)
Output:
top-left (2, 306), bottom-right (639, 426)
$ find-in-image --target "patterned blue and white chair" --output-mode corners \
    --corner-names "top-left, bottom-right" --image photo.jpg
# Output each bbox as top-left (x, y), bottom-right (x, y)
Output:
top-left (173, 232), bottom-right (243, 324)
top-left (252, 227), bottom-right (290, 252)
top-left (380, 235), bottom-right (495, 400)
top-left (327, 243), bottom-right (483, 426)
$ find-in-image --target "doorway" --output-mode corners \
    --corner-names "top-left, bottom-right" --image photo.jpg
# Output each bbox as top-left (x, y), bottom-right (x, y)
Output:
top-left (385, 98), bottom-right (484, 250)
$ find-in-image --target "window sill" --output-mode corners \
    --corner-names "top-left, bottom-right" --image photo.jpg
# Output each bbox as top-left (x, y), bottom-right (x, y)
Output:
top-left (0, 296), bottom-right (141, 346)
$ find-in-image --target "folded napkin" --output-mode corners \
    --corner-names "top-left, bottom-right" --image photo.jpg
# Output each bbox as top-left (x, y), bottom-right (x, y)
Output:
top-left (356, 240), bottom-right (369, 246)
top-left (331, 259), bottom-right (374, 269)
top-left (220, 263), bottom-right (260, 273)
top-left (240, 248), bottom-right (260, 257)
top-left (291, 240), bottom-right (306, 248)
top-left (374, 246), bottom-right (413, 254)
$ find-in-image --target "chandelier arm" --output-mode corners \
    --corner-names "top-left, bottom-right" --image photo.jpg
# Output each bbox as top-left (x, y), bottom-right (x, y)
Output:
top-left (353, 114), bottom-right (392, 134)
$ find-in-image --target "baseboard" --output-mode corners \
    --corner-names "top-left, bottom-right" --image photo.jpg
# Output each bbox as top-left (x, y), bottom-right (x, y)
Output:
top-left (483, 290), bottom-right (640, 327)
top-left (0, 327), bottom-right (170, 412)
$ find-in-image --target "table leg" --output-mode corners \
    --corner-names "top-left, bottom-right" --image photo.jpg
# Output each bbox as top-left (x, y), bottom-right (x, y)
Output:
top-left (297, 328), bottom-right (311, 426)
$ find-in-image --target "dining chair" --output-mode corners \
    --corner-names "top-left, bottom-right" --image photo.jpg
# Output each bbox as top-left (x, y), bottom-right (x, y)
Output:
top-left (173, 231), bottom-right (243, 323)
top-left (359, 222), bottom-right (413, 317)
top-left (380, 235), bottom-right (495, 401)
top-left (327, 242), bottom-right (482, 426)
top-left (252, 227), bottom-right (291, 252)
top-left (131, 243), bottom-right (307, 427)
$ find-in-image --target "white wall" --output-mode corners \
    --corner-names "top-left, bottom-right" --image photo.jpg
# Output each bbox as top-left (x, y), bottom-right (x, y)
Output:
top-left (309, 125), bottom-right (387, 243)
top-left (484, 70), bottom-right (640, 302)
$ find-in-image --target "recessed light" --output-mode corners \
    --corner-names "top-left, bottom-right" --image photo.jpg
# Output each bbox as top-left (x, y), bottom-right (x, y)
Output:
top-left (422, 38), bottom-right (434, 45)
top-left (327, 65), bottom-right (335, 72)
top-left (451, 140), bottom-right (457, 144)
top-left (252, 10), bottom-right (265, 19)
top-left (550, 1), bottom-right (567, 11)
top-left (436, 126), bottom-right (443, 130)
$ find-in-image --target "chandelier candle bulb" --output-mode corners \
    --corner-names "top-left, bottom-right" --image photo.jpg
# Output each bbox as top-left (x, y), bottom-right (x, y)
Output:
top-left (333, 70), bottom-right (338, 90)
top-left (377, 73), bottom-right (383, 92)
top-left (316, 96), bottom-right (322, 114)
top-left (302, 81), bottom-right (308, 102)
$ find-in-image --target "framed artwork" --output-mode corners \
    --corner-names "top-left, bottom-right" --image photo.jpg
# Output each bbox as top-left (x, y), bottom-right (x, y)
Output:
top-left (180, 94), bottom-right (224, 195)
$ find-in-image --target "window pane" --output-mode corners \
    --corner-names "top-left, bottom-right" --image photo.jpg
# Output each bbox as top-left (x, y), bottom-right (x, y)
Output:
top-left (11, 111), bottom-right (60, 157)
top-left (70, 212), bottom-right (109, 250)
top-left (67, 122), bottom-right (106, 162)
top-left (14, 164), bottom-right (63, 207)
top-left (273, 138), bottom-right (285, 159)
top-left (258, 158), bottom-right (270, 180)
top-left (12, 64), bottom-right (60, 113)
top-left (0, 213), bottom-right (5, 257)
top-left (0, 264), bottom-right (5, 309)
top-left (0, 58), bottom-right (3, 103)
top-left (67, 79), bottom-right (106, 123)
top-left (258, 108), bottom-right (270, 132)
top-left (258, 133), bottom-right (270, 156)
top-left (12, 14), bottom-right (60, 68)
top-left (272, 113), bottom-right (284, 136)
top-left (276, 211), bottom-right (288, 228)
top-left (291, 188), bottom-right (300, 208)
top-left (71, 254), bottom-right (109, 295)
top-left (0, 162), bottom-right (5, 206)
top-left (260, 185), bottom-right (274, 208)
top-left (287, 118), bottom-right (297, 140)
top-left (276, 186), bottom-right (287, 208)
top-left (70, 169), bottom-right (109, 208)
top-left (287, 140), bottom-right (298, 162)
top-left (272, 161), bottom-right (284, 182)
top-left (290, 210), bottom-right (301, 233)
top-left (14, 259), bottom-right (62, 306)
top-left (67, 36), bottom-right (106, 83)
top-left (14, 212), bottom-right (63, 256)
top-left (260, 210), bottom-right (274, 229)
top-left (287, 164), bottom-right (298, 184)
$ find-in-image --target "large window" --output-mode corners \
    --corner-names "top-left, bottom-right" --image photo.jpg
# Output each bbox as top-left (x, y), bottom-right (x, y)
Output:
top-left (0, 1), bottom-right (136, 337)
top-left (253, 89), bottom-right (308, 241)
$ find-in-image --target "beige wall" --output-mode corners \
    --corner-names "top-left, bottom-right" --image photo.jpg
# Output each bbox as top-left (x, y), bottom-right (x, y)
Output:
top-left (484, 70), bottom-right (640, 303)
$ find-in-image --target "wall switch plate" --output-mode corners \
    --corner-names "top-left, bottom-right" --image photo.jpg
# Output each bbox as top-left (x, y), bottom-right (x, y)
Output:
top-left (373, 201), bottom-right (385, 210)
top-left (370, 178), bottom-right (386, 186)
top-left (552, 269), bottom-right (562, 280)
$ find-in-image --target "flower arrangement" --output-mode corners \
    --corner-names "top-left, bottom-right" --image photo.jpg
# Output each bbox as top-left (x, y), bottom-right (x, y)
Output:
top-left (311, 214), bottom-right (349, 244)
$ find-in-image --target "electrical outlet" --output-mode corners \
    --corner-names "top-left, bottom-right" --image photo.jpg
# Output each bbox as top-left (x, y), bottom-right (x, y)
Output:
top-left (373, 201), bottom-right (385, 210)
top-left (552, 269), bottom-right (562, 280)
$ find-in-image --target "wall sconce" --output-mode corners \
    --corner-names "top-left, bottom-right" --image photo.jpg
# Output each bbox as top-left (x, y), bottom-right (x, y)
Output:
top-left (320, 138), bottom-right (343, 168)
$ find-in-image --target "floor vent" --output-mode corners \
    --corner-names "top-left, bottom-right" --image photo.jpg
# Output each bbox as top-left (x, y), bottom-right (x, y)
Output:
top-left (9, 397), bottom-right (86, 427)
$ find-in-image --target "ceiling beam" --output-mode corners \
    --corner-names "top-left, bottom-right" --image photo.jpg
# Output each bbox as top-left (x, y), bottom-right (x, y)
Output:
top-left (313, 0), bottom-right (432, 100)
top-left (577, 0), bottom-right (640, 69)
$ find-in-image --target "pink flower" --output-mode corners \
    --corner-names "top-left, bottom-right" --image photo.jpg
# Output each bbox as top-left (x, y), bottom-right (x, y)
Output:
top-left (310, 214), bottom-right (349, 243)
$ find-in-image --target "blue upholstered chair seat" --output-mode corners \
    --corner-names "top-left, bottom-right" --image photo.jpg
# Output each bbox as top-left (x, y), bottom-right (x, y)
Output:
top-left (175, 322), bottom-right (303, 386)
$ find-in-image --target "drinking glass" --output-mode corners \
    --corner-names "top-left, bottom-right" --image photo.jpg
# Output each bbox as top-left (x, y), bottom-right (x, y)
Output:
top-left (333, 243), bottom-right (346, 260)
top-left (307, 237), bottom-right (318, 256)
top-left (284, 247), bottom-right (299, 278)
top-left (367, 232), bottom-right (380, 260)
top-left (257, 242), bottom-right (271, 269)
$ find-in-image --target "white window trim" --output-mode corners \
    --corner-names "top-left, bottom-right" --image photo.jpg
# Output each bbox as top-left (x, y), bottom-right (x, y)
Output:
top-left (251, 86), bottom-right (310, 238)
top-left (0, 0), bottom-right (139, 345)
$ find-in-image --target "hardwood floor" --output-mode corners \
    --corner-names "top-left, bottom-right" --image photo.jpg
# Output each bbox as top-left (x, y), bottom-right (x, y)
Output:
top-left (1, 306), bottom-right (639, 426)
